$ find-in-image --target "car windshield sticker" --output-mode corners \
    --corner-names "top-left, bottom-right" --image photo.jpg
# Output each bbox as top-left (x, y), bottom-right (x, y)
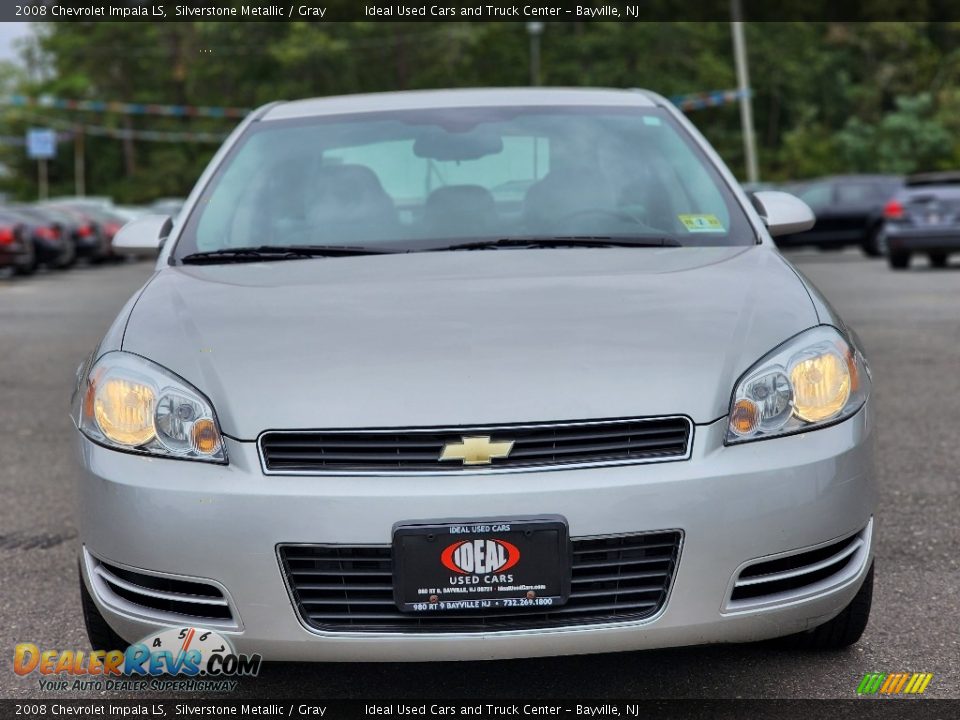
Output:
top-left (678, 214), bottom-right (725, 233)
top-left (643, 116), bottom-right (662, 126)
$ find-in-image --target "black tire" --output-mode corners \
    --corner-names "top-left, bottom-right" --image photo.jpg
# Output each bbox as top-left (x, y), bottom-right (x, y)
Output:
top-left (79, 564), bottom-right (128, 650)
top-left (888, 251), bottom-right (911, 269)
top-left (929, 252), bottom-right (948, 268)
top-left (54, 241), bottom-right (78, 270)
top-left (861, 225), bottom-right (884, 257)
top-left (12, 242), bottom-right (38, 276)
top-left (774, 563), bottom-right (873, 650)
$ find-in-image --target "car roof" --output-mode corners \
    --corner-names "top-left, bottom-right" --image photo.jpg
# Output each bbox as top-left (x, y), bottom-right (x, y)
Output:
top-left (905, 171), bottom-right (960, 187)
top-left (261, 87), bottom-right (661, 122)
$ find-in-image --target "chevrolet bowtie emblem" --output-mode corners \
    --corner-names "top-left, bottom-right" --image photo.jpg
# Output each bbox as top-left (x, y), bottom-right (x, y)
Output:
top-left (439, 436), bottom-right (515, 465)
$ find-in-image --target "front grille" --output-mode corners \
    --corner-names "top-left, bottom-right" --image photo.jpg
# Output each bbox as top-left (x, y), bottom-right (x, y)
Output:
top-left (89, 555), bottom-right (236, 628)
top-left (279, 531), bottom-right (682, 633)
top-left (729, 522), bottom-right (870, 607)
top-left (260, 417), bottom-right (692, 474)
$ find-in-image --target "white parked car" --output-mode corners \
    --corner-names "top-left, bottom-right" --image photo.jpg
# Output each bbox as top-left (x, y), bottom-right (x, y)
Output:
top-left (72, 88), bottom-right (874, 661)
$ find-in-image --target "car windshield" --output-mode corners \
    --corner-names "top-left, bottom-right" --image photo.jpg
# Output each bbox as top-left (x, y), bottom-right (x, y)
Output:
top-left (174, 105), bottom-right (755, 260)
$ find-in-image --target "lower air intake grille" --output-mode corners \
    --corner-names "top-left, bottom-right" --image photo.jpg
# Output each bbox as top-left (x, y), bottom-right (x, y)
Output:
top-left (729, 522), bottom-right (871, 607)
top-left (259, 417), bottom-right (692, 474)
top-left (279, 531), bottom-right (682, 633)
top-left (89, 554), bottom-right (236, 628)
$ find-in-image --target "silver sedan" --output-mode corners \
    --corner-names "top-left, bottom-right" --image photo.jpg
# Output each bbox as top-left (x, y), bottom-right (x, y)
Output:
top-left (71, 88), bottom-right (874, 662)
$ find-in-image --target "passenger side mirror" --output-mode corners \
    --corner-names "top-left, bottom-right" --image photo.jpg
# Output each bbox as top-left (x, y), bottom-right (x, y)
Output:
top-left (751, 191), bottom-right (816, 237)
top-left (111, 214), bottom-right (173, 257)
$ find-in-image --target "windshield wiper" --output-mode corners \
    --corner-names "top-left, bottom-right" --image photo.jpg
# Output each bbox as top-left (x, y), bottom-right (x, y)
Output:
top-left (430, 236), bottom-right (683, 252)
top-left (179, 245), bottom-right (392, 265)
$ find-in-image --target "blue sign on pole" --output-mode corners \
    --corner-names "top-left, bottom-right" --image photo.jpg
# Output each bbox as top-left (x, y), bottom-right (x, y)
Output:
top-left (26, 128), bottom-right (57, 159)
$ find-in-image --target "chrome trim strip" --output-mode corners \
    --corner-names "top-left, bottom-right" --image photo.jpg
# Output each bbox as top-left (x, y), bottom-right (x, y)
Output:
top-left (83, 547), bottom-right (242, 631)
top-left (722, 518), bottom-right (873, 614)
top-left (257, 415), bottom-right (694, 476)
top-left (733, 537), bottom-right (863, 588)
top-left (94, 565), bottom-right (230, 607)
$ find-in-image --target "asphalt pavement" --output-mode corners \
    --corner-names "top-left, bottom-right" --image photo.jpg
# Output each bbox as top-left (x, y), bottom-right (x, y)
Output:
top-left (0, 251), bottom-right (957, 701)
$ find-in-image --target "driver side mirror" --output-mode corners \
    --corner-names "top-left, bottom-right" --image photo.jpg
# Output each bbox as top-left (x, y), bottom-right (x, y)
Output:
top-left (111, 214), bottom-right (173, 258)
top-left (750, 191), bottom-right (816, 237)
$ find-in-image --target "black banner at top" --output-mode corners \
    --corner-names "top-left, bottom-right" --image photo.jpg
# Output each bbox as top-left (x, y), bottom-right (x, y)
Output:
top-left (8, 0), bottom-right (960, 23)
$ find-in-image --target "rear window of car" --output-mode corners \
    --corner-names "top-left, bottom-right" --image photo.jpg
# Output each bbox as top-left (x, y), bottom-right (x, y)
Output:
top-left (791, 182), bottom-right (832, 211)
top-left (835, 180), bottom-right (901, 204)
top-left (901, 186), bottom-right (960, 203)
top-left (175, 105), bottom-right (756, 257)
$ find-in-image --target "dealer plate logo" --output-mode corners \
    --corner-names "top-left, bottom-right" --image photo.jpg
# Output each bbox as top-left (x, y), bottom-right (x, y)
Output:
top-left (441, 539), bottom-right (521, 574)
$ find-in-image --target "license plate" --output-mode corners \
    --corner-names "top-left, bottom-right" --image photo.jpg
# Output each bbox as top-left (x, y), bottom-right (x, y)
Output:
top-left (392, 517), bottom-right (570, 613)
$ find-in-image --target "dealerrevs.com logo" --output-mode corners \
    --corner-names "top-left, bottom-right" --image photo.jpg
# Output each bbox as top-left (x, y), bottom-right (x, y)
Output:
top-left (441, 539), bottom-right (520, 575)
top-left (13, 627), bottom-right (261, 692)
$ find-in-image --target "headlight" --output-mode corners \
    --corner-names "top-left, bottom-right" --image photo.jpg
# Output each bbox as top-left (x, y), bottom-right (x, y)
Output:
top-left (77, 351), bottom-right (227, 463)
top-left (726, 326), bottom-right (869, 444)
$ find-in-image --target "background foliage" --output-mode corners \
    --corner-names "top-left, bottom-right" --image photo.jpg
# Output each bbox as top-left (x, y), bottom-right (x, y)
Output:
top-left (3, 21), bottom-right (960, 201)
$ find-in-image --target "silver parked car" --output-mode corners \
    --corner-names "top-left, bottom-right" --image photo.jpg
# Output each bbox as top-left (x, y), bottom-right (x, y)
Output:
top-left (72, 88), bottom-right (875, 661)
top-left (882, 171), bottom-right (960, 269)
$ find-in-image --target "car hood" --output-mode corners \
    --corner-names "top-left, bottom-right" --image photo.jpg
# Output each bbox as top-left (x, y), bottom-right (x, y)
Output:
top-left (123, 246), bottom-right (818, 439)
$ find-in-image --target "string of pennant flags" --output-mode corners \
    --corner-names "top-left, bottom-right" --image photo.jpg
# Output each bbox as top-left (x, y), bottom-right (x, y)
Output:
top-left (0, 93), bottom-right (250, 119)
top-left (1, 88), bottom-right (746, 119)
top-left (672, 88), bottom-right (749, 111)
top-left (0, 89), bottom-right (748, 146)
top-left (12, 114), bottom-right (229, 144)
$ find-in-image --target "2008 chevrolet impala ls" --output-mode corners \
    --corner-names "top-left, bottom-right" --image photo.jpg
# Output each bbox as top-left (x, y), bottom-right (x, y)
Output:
top-left (72, 88), bottom-right (875, 661)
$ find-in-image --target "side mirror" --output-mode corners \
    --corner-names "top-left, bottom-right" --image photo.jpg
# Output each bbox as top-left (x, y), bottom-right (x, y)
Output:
top-left (751, 190), bottom-right (816, 237)
top-left (111, 214), bottom-right (173, 258)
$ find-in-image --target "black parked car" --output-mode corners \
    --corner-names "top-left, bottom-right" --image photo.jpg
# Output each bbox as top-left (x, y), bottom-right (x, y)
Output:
top-left (883, 171), bottom-right (960, 270)
top-left (36, 203), bottom-right (112, 262)
top-left (776, 175), bottom-right (904, 256)
top-left (3, 205), bottom-right (75, 269)
top-left (47, 201), bottom-right (134, 260)
top-left (0, 210), bottom-right (36, 276)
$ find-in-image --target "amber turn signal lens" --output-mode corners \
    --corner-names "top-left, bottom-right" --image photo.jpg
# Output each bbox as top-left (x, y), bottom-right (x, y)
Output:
top-left (845, 347), bottom-right (860, 392)
top-left (191, 418), bottom-right (220, 455)
top-left (730, 398), bottom-right (760, 436)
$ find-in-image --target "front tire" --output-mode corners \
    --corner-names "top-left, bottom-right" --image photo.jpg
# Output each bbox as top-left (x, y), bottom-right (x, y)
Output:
top-left (79, 564), bottom-right (128, 650)
top-left (929, 252), bottom-right (948, 268)
top-left (775, 563), bottom-right (873, 650)
top-left (12, 241), bottom-right (38, 276)
top-left (861, 225), bottom-right (884, 257)
top-left (888, 251), bottom-right (911, 269)
top-left (54, 240), bottom-right (77, 270)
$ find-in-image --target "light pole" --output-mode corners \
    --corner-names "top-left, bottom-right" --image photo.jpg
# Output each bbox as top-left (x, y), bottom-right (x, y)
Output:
top-left (527, 22), bottom-right (544, 86)
top-left (731, 0), bottom-right (759, 183)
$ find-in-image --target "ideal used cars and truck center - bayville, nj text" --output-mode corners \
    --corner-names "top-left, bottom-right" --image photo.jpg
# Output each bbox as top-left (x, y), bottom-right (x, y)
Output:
top-left (29, 4), bottom-right (647, 19)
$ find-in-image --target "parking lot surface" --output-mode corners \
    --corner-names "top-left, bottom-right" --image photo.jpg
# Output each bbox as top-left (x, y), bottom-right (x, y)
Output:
top-left (1, 251), bottom-right (957, 699)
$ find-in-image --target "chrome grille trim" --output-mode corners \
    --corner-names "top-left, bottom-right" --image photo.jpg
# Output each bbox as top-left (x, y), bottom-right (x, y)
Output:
top-left (258, 416), bottom-right (694, 476)
top-left (278, 530), bottom-right (683, 634)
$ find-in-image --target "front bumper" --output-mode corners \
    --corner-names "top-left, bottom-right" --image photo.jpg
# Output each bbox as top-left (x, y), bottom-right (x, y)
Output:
top-left (0, 242), bottom-right (31, 268)
top-left (75, 233), bottom-right (108, 258)
top-left (75, 409), bottom-right (875, 661)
